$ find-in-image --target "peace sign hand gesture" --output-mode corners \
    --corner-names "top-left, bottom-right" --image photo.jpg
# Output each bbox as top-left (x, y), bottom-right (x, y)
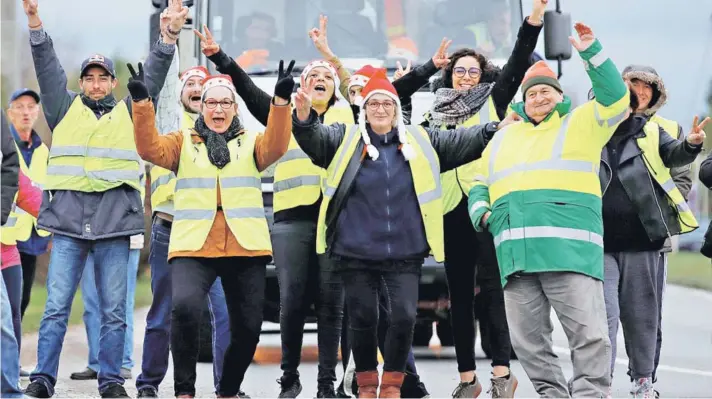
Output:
top-left (295, 79), bottom-right (316, 122)
top-left (394, 60), bottom-right (412, 80)
top-left (432, 37), bottom-right (452, 69)
top-left (194, 25), bottom-right (220, 57)
top-left (309, 15), bottom-right (335, 60)
top-left (127, 62), bottom-right (149, 102)
top-left (687, 116), bottom-right (710, 146)
top-left (569, 22), bottom-right (595, 52)
top-left (274, 60), bottom-right (296, 102)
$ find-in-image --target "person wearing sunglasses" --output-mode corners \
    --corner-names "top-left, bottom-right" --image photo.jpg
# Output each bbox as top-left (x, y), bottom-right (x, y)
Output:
top-left (419, 0), bottom-right (546, 397)
top-left (129, 62), bottom-right (294, 398)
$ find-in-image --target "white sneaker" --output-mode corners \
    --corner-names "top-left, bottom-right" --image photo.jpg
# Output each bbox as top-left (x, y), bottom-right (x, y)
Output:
top-left (630, 378), bottom-right (655, 398)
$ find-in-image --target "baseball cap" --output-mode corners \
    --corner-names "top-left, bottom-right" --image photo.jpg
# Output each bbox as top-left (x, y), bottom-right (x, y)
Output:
top-left (8, 88), bottom-right (40, 106)
top-left (80, 54), bottom-right (116, 78)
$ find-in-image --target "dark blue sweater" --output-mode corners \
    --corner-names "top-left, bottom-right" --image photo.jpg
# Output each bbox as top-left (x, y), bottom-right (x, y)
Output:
top-left (332, 126), bottom-right (429, 261)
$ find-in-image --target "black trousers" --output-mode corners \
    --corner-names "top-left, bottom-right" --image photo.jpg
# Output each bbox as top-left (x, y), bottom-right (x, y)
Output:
top-left (339, 261), bottom-right (420, 373)
top-left (169, 256), bottom-right (268, 397)
top-left (444, 198), bottom-right (511, 371)
top-left (20, 252), bottom-right (37, 319)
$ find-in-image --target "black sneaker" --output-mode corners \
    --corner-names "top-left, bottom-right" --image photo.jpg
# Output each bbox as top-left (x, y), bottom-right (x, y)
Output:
top-left (70, 367), bottom-right (98, 380)
top-left (316, 385), bottom-right (337, 398)
top-left (24, 381), bottom-right (51, 398)
top-left (100, 383), bottom-right (130, 398)
top-left (137, 387), bottom-right (158, 398)
top-left (277, 374), bottom-right (303, 398)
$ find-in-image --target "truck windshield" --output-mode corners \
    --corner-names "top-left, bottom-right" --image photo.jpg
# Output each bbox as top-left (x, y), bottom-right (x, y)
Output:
top-left (207, 0), bottom-right (523, 73)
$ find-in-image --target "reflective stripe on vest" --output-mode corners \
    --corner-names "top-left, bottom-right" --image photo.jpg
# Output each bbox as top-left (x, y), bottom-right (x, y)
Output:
top-left (45, 98), bottom-right (141, 193)
top-left (637, 122), bottom-right (698, 234)
top-left (493, 226), bottom-right (604, 248)
top-left (273, 106), bottom-right (354, 213)
top-left (169, 129), bottom-right (271, 253)
top-left (316, 124), bottom-right (445, 262)
top-left (1, 197), bottom-right (20, 245)
top-left (13, 142), bottom-right (51, 240)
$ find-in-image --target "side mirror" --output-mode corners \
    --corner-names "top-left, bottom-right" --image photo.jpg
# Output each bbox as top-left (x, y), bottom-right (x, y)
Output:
top-left (543, 10), bottom-right (572, 61)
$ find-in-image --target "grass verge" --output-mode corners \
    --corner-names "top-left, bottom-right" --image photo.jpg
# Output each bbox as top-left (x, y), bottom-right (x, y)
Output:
top-left (21, 273), bottom-right (153, 334)
top-left (666, 251), bottom-right (712, 291)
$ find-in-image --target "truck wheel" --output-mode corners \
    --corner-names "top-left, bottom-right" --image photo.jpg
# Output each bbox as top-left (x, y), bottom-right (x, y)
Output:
top-left (412, 322), bottom-right (433, 347)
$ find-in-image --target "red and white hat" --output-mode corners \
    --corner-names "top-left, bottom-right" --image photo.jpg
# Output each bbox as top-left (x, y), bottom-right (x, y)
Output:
top-left (201, 74), bottom-right (238, 101)
top-left (358, 69), bottom-right (414, 161)
top-left (300, 59), bottom-right (340, 91)
top-left (180, 66), bottom-right (209, 90)
top-left (348, 65), bottom-right (379, 106)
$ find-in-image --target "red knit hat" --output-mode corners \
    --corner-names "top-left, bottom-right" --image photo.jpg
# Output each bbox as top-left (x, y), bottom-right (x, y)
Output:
top-left (201, 74), bottom-right (237, 101)
top-left (521, 61), bottom-right (563, 95)
top-left (358, 69), bottom-right (415, 161)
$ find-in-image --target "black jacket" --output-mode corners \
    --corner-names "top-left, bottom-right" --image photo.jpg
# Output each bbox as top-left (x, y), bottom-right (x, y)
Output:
top-left (599, 116), bottom-right (701, 246)
top-left (1, 110), bottom-right (19, 225)
top-left (291, 109), bottom-right (494, 261)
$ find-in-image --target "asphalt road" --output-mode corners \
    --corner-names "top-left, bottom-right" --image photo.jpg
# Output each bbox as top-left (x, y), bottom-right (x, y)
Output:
top-left (19, 285), bottom-right (712, 398)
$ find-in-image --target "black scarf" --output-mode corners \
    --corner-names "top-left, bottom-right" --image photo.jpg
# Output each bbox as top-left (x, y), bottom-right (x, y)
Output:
top-left (193, 115), bottom-right (243, 169)
top-left (81, 93), bottom-right (117, 118)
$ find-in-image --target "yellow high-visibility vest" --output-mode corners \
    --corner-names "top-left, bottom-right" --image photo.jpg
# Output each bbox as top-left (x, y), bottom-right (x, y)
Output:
top-left (650, 114), bottom-right (681, 139)
top-left (638, 122), bottom-right (698, 234)
top-left (1, 194), bottom-right (20, 245)
top-left (317, 125), bottom-right (445, 261)
top-left (150, 111), bottom-right (196, 210)
top-left (169, 129), bottom-right (271, 253)
top-left (273, 106), bottom-right (354, 213)
top-left (13, 142), bottom-right (51, 241)
top-left (45, 97), bottom-right (142, 193)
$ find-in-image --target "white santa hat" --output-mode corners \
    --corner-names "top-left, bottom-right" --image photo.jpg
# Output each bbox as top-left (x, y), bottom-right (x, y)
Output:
top-left (200, 74), bottom-right (238, 101)
top-left (300, 59), bottom-right (340, 97)
top-left (348, 65), bottom-right (379, 107)
top-left (358, 68), bottom-right (415, 161)
top-left (180, 66), bottom-right (209, 90)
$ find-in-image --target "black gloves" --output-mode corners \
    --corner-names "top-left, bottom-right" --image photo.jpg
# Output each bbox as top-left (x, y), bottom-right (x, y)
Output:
top-left (274, 60), bottom-right (296, 102)
top-left (127, 62), bottom-right (149, 102)
top-left (700, 220), bottom-right (712, 258)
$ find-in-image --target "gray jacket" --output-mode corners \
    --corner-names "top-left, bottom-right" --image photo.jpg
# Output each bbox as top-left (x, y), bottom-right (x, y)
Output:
top-left (30, 29), bottom-right (174, 239)
top-left (291, 110), bottom-right (494, 249)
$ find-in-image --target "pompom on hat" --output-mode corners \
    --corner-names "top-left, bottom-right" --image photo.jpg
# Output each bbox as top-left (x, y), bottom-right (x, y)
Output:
top-left (201, 74), bottom-right (238, 101)
top-left (348, 65), bottom-right (379, 107)
top-left (358, 68), bottom-right (415, 161)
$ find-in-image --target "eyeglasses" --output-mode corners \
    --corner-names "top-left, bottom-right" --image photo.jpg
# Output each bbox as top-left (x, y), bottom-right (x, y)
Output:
top-left (366, 101), bottom-right (395, 111)
top-left (453, 66), bottom-right (482, 78)
top-left (203, 99), bottom-right (235, 109)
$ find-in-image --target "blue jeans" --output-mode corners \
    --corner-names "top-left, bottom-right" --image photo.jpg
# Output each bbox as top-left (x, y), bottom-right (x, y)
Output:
top-left (82, 248), bottom-right (140, 371)
top-left (1, 274), bottom-right (23, 398)
top-left (136, 219), bottom-right (229, 392)
top-left (30, 234), bottom-right (130, 395)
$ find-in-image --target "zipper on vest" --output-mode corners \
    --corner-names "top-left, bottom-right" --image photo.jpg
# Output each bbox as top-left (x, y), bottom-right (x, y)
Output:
top-left (384, 148), bottom-right (393, 257)
top-left (645, 168), bottom-right (671, 238)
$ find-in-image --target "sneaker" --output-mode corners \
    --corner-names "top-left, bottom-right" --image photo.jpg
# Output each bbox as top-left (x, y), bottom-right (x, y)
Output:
top-left (316, 385), bottom-right (337, 398)
top-left (451, 376), bottom-right (483, 398)
top-left (100, 383), bottom-right (130, 398)
top-left (488, 372), bottom-right (518, 398)
top-left (277, 374), bottom-right (303, 398)
top-left (120, 368), bottom-right (132, 380)
top-left (24, 381), bottom-right (51, 398)
top-left (630, 378), bottom-right (655, 399)
top-left (238, 391), bottom-right (251, 398)
top-left (137, 387), bottom-right (158, 398)
top-left (70, 367), bottom-right (98, 380)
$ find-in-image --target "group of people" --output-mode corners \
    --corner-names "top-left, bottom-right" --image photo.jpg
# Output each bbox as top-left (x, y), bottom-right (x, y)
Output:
top-left (2, 0), bottom-right (711, 398)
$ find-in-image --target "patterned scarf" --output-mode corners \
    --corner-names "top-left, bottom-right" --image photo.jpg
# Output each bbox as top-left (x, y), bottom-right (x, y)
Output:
top-left (193, 115), bottom-right (243, 169)
top-left (429, 82), bottom-right (495, 127)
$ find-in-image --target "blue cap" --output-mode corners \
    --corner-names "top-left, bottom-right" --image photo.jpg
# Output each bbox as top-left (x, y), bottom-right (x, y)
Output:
top-left (9, 88), bottom-right (40, 106)
top-left (80, 54), bottom-right (116, 78)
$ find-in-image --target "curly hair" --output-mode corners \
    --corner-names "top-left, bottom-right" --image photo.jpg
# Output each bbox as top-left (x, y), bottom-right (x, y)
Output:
top-left (440, 48), bottom-right (502, 89)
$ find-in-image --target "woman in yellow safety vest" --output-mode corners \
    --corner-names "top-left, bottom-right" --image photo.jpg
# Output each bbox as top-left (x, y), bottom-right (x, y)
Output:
top-left (418, 1), bottom-right (545, 396)
top-left (291, 67), bottom-right (516, 398)
top-left (129, 60), bottom-right (294, 398)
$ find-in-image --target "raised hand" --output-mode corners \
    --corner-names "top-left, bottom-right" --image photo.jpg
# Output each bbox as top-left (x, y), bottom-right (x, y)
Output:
top-left (309, 15), bottom-right (335, 59)
top-left (431, 38), bottom-right (452, 69)
top-left (165, 0), bottom-right (189, 37)
top-left (194, 25), bottom-right (220, 57)
top-left (23, 0), bottom-right (41, 28)
top-left (569, 22), bottom-right (595, 52)
top-left (687, 116), bottom-right (710, 145)
top-left (274, 60), bottom-right (296, 102)
top-left (126, 63), bottom-right (149, 102)
top-left (394, 60), bottom-right (412, 80)
top-left (295, 79), bottom-right (315, 121)
top-left (530, 0), bottom-right (548, 25)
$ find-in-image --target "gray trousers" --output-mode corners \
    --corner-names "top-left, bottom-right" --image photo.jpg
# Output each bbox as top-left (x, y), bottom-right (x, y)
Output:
top-left (504, 272), bottom-right (611, 398)
top-left (603, 251), bottom-right (660, 380)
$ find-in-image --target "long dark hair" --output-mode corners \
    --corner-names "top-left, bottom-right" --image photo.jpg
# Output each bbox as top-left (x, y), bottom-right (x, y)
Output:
top-left (440, 48), bottom-right (501, 89)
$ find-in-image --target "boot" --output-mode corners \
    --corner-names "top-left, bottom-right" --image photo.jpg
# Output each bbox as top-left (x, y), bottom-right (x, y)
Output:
top-left (355, 371), bottom-right (380, 398)
top-left (379, 371), bottom-right (405, 399)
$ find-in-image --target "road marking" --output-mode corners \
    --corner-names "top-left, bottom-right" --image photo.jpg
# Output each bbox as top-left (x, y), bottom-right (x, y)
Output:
top-left (552, 346), bottom-right (712, 377)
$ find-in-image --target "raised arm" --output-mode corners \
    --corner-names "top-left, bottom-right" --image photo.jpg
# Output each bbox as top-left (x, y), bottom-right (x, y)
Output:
top-left (131, 98), bottom-right (183, 173)
top-left (667, 121), bottom-right (694, 199)
top-left (490, 1), bottom-right (545, 117)
top-left (309, 15), bottom-right (354, 100)
top-left (155, 40), bottom-right (182, 134)
top-left (197, 26), bottom-right (273, 127)
top-left (24, 0), bottom-right (75, 131)
top-left (393, 39), bottom-right (449, 99)
top-left (658, 116), bottom-right (706, 167)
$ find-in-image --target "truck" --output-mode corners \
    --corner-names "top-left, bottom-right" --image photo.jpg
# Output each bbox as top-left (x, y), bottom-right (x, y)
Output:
top-left (148, 0), bottom-right (573, 361)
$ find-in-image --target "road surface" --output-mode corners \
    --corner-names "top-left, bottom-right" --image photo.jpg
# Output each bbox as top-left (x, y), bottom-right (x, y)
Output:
top-left (19, 284), bottom-right (712, 397)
